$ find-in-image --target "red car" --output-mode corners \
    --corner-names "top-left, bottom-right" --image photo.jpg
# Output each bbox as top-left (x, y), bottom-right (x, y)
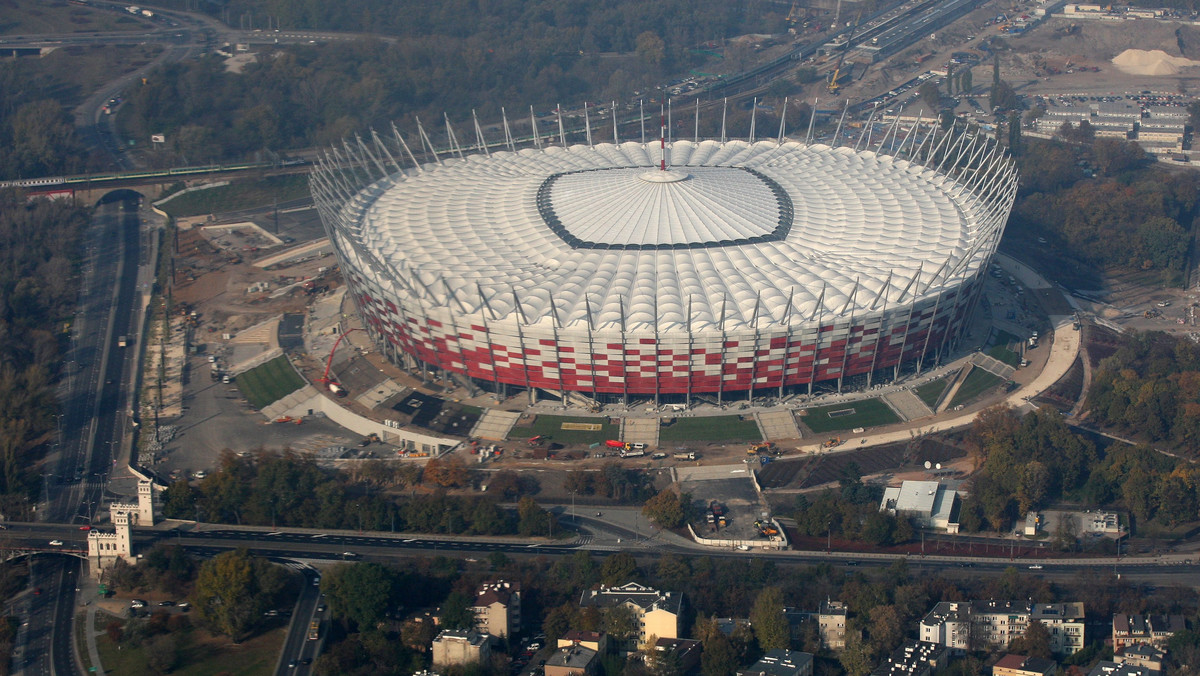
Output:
top-left (79, 525), bottom-right (91, 531)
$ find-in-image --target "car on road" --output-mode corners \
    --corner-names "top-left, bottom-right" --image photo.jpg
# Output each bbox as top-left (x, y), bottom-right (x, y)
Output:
top-left (317, 604), bottom-right (326, 613)
top-left (287, 660), bottom-right (297, 669)
top-left (158, 601), bottom-right (175, 606)
top-left (48, 540), bottom-right (63, 546)
top-left (1028, 564), bottom-right (1043, 570)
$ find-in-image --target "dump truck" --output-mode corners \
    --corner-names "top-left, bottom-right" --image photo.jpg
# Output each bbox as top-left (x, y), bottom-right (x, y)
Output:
top-left (673, 451), bottom-right (696, 461)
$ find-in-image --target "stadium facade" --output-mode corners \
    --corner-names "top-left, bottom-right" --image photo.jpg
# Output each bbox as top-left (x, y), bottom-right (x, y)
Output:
top-left (312, 113), bottom-right (1017, 405)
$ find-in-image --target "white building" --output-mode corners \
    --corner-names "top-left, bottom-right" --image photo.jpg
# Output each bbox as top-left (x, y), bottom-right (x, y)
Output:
top-left (921, 601), bottom-right (1085, 655)
top-left (431, 630), bottom-right (492, 669)
top-left (879, 481), bottom-right (962, 532)
top-left (579, 582), bottom-right (682, 648)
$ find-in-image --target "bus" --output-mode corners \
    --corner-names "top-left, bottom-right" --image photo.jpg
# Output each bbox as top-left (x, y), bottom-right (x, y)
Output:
top-left (307, 619), bottom-right (320, 641)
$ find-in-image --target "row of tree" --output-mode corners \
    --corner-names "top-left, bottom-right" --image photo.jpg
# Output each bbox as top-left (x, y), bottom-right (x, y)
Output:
top-left (160, 450), bottom-right (554, 536)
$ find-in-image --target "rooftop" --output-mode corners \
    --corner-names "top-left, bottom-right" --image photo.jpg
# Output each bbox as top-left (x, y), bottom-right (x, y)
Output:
top-left (738, 649), bottom-right (814, 676)
top-left (546, 646), bottom-right (598, 669)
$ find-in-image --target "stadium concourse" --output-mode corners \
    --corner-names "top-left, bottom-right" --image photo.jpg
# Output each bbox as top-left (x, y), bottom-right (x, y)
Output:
top-left (312, 110), bottom-right (1018, 407)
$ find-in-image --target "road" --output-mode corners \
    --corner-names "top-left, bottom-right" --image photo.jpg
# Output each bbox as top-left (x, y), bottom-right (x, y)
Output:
top-left (13, 193), bottom-right (142, 676)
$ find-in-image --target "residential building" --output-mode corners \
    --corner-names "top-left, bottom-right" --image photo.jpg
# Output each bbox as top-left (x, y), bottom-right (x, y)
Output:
top-left (738, 649), bottom-right (815, 676)
top-left (920, 602), bottom-right (972, 652)
top-left (992, 654), bottom-right (1058, 676)
top-left (870, 640), bottom-right (950, 676)
top-left (472, 580), bottom-right (521, 639)
top-left (1112, 614), bottom-right (1185, 651)
top-left (544, 645), bottom-right (599, 676)
top-left (921, 601), bottom-right (1085, 656)
top-left (651, 638), bottom-right (702, 674)
top-left (1033, 603), bottom-right (1086, 655)
top-left (579, 582), bottom-right (682, 648)
top-left (879, 481), bottom-right (962, 532)
top-left (820, 600), bottom-right (848, 650)
top-left (558, 630), bottom-right (608, 655)
top-left (1088, 661), bottom-right (1151, 676)
top-left (431, 630), bottom-right (491, 669)
top-left (1114, 645), bottom-right (1165, 676)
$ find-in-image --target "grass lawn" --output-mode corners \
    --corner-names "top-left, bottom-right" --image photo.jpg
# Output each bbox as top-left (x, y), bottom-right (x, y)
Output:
top-left (987, 345), bottom-right (1021, 367)
top-left (799, 398), bottom-right (900, 433)
top-left (992, 329), bottom-right (1021, 346)
top-left (949, 368), bottom-right (1003, 408)
top-left (159, 175), bottom-right (311, 218)
top-left (1, 1), bottom-right (153, 34)
top-left (508, 415), bottom-right (619, 445)
top-left (91, 611), bottom-right (286, 676)
top-left (658, 415), bottom-right (761, 442)
top-left (914, 379), bottom-right (949, 408)
top-left (236, 355), bottom-right (306, 409)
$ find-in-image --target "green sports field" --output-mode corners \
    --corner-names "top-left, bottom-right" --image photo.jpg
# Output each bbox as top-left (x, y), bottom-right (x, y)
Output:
top-left (236, 356), bottom-right (306, 409)
top-left (799, 398), bottom-right (900, 433)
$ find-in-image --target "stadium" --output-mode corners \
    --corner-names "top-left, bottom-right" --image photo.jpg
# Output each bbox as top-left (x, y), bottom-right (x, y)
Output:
top-left (311, 113), bottom-right (1017, 406)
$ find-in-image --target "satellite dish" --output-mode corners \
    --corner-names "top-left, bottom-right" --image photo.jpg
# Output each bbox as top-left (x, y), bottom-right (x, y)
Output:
top-left (924, 461), bottom-right (932, 469)
top-left (935, 463), bottom-right (942, 470)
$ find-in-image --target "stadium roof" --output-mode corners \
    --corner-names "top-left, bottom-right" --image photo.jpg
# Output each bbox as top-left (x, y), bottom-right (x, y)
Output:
top-left (346, 138), bottom-right (1008, 332)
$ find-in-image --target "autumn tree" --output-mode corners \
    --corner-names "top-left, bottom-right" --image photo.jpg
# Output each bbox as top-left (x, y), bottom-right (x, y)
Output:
top-left (422, 457), bottom-right (467, 488)
top-left (642, 489), bottom-right (686, 529)
top-left (750, 586), bottom-right (790, 652)
top-left (191, 549), bottom-right (286, 642)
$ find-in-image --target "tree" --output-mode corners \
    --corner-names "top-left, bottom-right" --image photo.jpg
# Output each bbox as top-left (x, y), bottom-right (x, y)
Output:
top-left (321, 562), bottom-right (395, 630)
top-left (190, 549), bottom-right (285, 642)
top-left (145, 634), bottom-right (179, 675)
top-left (635, 31), bottom-right (666, 68)
top-left (867, 604), bottom-right (904, 656)
top-left (600, 552), bottom-right (639, 585)
top-left (642, 490), bottom-right (685, 529)
top-left (749, 586), bottom-right (790, 651)
top-left (918, 81), bottom-right (940, 110)
top-left (840, 633), bottom-right (875, 676)
top-left (1009, 619), bottom-right (1052, 659)
top-left (602, 604), bottom-right (640, 642)
top-left (701, 630), bottom-right (738, 676)
top-left (440, 590), bottom-right (476, 631)
top-left (423, 457), bottom-right (467, 488)
top-left (517, 496), bottom-right (555, 536)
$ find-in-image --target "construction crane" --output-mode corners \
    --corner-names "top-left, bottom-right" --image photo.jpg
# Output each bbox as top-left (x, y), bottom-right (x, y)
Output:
top-left (786, 1), bottom-right (802, 25)
top-left (320, 327), bottom-right (359, 397)
top-left (827, 9), bottom-right (863, 94)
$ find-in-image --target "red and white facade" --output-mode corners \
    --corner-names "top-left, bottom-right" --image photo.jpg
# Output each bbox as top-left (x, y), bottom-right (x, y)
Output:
top-left (313, 124), bottom-right (1016, 403)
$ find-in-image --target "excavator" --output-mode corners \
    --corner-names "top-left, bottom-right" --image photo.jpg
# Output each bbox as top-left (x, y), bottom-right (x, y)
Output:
top-left (827, 9), bottom-right (863, 94)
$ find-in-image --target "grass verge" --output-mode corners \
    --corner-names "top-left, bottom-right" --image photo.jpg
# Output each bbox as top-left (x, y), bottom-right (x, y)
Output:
top-left (236, 355), bottom-right (306, 409)
top-left (914, 379), bottom-right (948, 409)
top-left (92, 611), bottom-right (286, 676)
top-left (159, 175), bottom-right (310, 218)
top-left (658, 415), bottom-right (761, 442)
top-left (508, 416), bottom-right (619, 445)
top-left (948, 368), bottom-right (1003, 408)
top-left (987, 345), bottom-right (1021, 367)
top-left (799, 398), bottom-right (900, 433)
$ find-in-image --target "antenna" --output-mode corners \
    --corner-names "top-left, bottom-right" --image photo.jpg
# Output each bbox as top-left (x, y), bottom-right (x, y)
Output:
top-left (660, 108), bottom-right (667, 171)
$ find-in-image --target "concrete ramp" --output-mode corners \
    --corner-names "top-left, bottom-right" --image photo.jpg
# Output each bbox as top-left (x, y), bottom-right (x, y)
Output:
top-left (470, 409), bottom-right (522, 441)
top-left (883, 390), bottom-right (933, 421)
top-left (755, 409), bottom-right (802, 440)
top-left (623, 417), bottom-right (659, 447)
top-left (935, 365), bottom-right (973, 413)
top-left (261, 385), bottom-right (321, 420)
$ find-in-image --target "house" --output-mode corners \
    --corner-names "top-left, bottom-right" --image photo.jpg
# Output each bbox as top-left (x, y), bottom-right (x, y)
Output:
top-left (1114, 645), bottom-right (1165, 675)
top-left (921, 601), bottom-right (1085, 656)
top-left (431, 629), bottom-right (492, 669)
top-left (870, 640), bottom-right (950, 676)
top-left (1112, 614), bottom-right (1185, 651)
top-left (558, 630), bottom-right (608, 655)
top-left (544, 645), bottom-right (600, 676)
top-left (1087, 661), bottom-right (1151, 676)
top-left (992, 654), bottom-right (1058, 676)
top-left (652, 638), bottom-right (702, 674)
top-left (579, 582), bottom-right (683, 648)
top-left (1032, 603), bottom-right (1086, 655)
top-left (737, 649), bottom-right (815, 676)
top-left (472, 580), bottom-right (521, 639)
top-left (820, 600), bottom-right (848, 650)
top-left (782, 600), bottom-right (847, 651)
top-left (879, 481), bottom-right (962, 532)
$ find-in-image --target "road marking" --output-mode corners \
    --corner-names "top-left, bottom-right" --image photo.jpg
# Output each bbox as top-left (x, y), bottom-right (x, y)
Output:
top-left (267, 532), bottom-right (282, 536)
top-left (311, 534), bottom-right (327, 539)
top-left (526, 544), bottom-right (540, 548)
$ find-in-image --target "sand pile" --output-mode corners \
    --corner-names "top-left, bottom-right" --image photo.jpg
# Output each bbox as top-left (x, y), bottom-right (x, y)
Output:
top-left (1111, 49), bottom-right (1200, 75)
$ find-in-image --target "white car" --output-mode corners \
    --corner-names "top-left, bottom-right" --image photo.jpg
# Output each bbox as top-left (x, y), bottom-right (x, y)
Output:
top-left (48, 540), bottom-right (63, 546)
